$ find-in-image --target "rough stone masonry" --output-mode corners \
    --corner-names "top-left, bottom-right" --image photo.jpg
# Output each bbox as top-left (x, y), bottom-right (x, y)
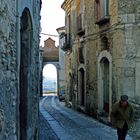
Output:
top-left (0, 0), bottom-right (41, 139)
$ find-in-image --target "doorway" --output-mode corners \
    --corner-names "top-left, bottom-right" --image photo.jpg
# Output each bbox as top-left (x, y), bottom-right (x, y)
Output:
top-left (79, 68), bottom-right (85, 106)
top-left (101, 58), bottom-right (109, 113)
top-left (98, 50), bottom-right (112, 115)
top-left (19, 8), bottom-right (32, 140)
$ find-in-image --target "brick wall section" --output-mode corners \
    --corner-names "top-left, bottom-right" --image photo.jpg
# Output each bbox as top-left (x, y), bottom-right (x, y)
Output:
top-left (43, 38), bottom-right (59, 61)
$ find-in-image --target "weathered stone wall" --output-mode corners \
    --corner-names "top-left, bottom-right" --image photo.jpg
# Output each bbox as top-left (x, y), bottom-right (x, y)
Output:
top-left (117, 0), bottom-right (140, 102)
top-left (0, 0), bottom-right (17, 139)
top-left (0, 0), bottom-right (41, 139)
top-left (110, 0), bottom-right (118, 25)
top-left (84, 0), bottom-right (99, 114)
top-left (57, 29), bottom-right (66, 97)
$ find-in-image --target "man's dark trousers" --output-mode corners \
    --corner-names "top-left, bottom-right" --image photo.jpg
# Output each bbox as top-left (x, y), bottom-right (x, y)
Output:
top-left (117, 122), bottom-right (128, 140)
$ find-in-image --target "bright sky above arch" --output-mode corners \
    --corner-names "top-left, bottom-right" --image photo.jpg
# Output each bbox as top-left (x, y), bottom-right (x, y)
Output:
top-left (43, 64), bottom-right (57, 79)
top-left (40, 0), bottom-right (65, 47)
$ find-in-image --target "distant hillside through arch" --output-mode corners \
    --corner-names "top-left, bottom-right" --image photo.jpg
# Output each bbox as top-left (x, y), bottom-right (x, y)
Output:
top-left (42, 64), bottom-right (57, 94)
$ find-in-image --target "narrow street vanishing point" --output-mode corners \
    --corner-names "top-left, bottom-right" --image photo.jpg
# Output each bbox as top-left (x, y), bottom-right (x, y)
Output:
top-left (39, 94), bottom-right (132, 140)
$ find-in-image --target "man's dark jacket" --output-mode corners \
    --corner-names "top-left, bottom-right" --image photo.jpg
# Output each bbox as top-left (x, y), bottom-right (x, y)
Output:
top-left (110, 101), bottom-right (134, 129)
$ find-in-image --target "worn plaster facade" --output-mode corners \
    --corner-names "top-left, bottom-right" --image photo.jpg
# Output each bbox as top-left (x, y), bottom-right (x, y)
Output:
top-left (61, 0), bottom-right (140, 119)
top-left (56, 27), bottom-right (66, 99)
top-left (0, 0), bottom-right (41, 139)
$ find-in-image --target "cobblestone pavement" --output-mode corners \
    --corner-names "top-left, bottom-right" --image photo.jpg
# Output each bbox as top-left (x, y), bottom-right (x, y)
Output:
top-left (39, 94), bottom-right (133, 140)
top-left (39, 112), bottom-right (59, 140)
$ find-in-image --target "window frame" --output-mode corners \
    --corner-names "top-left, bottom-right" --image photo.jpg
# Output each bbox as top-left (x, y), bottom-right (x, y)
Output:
top-left (95, 0), bottom-right (109, 25)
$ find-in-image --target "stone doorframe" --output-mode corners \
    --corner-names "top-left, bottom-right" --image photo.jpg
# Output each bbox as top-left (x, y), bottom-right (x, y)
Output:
top-left (78, 65), bottom-right (86, 110)
top-left (97, 50), bottom-right (112, 116)
top-left (20, 8), bottom-right (33, 140)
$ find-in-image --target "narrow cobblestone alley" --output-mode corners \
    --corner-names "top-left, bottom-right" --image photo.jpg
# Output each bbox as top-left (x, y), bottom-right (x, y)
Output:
top-left (39, 94), bottom-right (133, 140)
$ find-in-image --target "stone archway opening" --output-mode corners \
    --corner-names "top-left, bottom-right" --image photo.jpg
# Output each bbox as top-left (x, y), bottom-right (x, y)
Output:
top-left (98, 50), bottom-right (112, 116)
top-left (20, 8), bottom-right (32, 140)
top-left (100, 57), bottom-right (109, 113)
top-left (42, 64), bottom-right (57, 94)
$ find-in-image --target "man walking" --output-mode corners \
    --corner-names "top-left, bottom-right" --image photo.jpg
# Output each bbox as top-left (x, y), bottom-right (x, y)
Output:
top-left (110, 95), bottom-right (134, 140)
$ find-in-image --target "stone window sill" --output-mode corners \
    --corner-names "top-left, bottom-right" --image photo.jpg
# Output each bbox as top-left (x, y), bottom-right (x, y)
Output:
top-left (95, 16), bottom-right (110, 25)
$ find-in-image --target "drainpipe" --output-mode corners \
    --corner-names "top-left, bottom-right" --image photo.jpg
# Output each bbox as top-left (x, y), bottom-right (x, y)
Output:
top-left (15, 0), bottom-right (20, 139)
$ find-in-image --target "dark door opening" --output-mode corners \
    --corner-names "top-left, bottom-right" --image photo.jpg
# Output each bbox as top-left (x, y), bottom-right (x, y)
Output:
top-left (19, 8), bottom-right (32, 140)
top-left (79, 68), bottom-right (85, 106)
top-left (101, 58), bottom-right (109, 113)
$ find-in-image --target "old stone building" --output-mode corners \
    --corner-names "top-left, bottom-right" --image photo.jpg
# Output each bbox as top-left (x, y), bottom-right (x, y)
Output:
top-left (43, 38), bottom-right (59, 62)
top-left (0, 0), bottom-right (41, 139)
top-left (42, 37), bottom-right (59, 95)
top-left (56, 27), bottom-right (66, 100)
top-left (61, 0), bottom-right (140, 120)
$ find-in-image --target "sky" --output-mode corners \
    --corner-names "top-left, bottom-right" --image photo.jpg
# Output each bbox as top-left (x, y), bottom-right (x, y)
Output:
top-left (40, 0), bottom-right (65, 47)
top-left (43, 64), bottom-right (57, 79)
top-left (41, 0), bottom-right (65, 78)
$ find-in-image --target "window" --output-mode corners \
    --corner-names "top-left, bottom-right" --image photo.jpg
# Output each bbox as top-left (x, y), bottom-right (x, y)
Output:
top-left (79, 47), bottom-right (84, 63)
top-left (95, 0), bottom-right (109, 24)
top-left (77, 13), bottom-right (85, 35)
top-left (67, 15), bottom-right (71, 44)
top-left (76, 0), bottom-right (85, 36)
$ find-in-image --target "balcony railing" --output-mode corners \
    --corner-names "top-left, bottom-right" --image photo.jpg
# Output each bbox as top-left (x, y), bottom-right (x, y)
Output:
top-left (60, 33), bottom-right (71, 51)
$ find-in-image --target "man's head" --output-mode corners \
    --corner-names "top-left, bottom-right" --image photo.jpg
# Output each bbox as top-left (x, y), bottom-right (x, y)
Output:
top-left (120, 95), bottom-right (128, 107)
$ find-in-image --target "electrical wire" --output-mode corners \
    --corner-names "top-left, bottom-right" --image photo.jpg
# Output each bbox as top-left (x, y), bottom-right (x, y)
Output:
top-left (40, 32), bottom-right (59, 37)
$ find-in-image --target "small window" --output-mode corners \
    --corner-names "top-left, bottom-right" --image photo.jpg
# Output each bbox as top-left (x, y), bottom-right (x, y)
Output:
top-left (79, 47), bottom-right (84, 63)
top-left (95, 0), bottom-right (109, 25)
